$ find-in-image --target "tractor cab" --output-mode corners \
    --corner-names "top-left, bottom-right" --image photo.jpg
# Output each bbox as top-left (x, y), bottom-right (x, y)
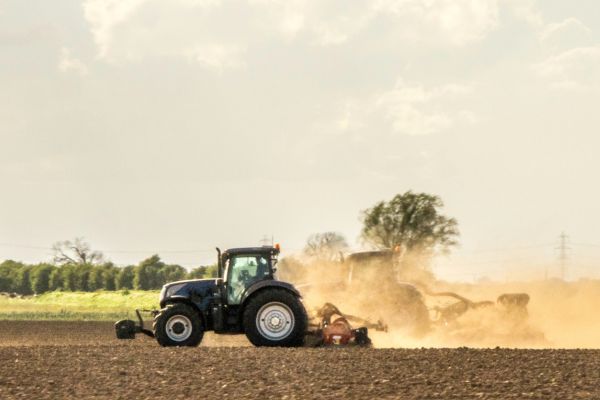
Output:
top-left (345, 249), bottom-right (395, 284)
top-left (218, 246), bottom-right (280, 305)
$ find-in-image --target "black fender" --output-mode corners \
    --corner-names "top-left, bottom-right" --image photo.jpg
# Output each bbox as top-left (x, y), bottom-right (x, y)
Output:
top-left (240, 280), bottom-right (302, 309)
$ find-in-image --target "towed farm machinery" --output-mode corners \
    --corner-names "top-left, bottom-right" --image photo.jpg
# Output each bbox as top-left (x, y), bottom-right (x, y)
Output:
top-left (298, 249), bottom-right (538, 341)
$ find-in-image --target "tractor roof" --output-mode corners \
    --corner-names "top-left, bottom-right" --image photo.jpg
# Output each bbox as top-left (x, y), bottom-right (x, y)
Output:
top-left (223, 246), bottom-right (280, 257)
top-left (346, 250), bottom-right (392, 263)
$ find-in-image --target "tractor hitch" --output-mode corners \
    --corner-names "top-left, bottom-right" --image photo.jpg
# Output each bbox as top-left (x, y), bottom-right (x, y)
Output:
top-left (115, 309), bottom-right (158, 339)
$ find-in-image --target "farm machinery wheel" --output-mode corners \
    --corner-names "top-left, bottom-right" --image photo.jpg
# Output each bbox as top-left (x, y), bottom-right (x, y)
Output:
top-left (153, 303), bottom-right (204, 347)
top-left (243, 289), bottom-right (307, 347)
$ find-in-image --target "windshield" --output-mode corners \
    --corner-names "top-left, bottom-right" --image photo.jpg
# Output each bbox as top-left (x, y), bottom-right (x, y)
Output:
top-left (226, 254), bottom-right (270, 304)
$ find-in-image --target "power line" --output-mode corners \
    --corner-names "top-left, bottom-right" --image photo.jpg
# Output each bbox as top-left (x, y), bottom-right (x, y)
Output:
top-left (0, 242), bottom-right (216, 255)
top-left (0, 243), bottom-right (53, 250)
top-left (104, 249), bottom-right (215, 254)
top-left (462, 243), bottom-right (555, 254)
top-left (571, 242), bottom-right (600, 248)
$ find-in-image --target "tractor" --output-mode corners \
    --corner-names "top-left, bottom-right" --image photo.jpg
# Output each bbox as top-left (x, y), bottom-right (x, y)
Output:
top-left (116, 245), bottom-right (308, 347)
top-left (342, 249), bottom-right (430, 335)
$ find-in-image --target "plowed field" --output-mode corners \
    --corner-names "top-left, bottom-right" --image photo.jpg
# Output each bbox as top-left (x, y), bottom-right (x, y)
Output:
top-left (0, 321), bottom-right (598, 399)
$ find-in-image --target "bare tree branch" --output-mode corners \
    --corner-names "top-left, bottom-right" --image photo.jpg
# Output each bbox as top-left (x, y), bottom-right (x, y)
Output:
top-left (52, 238), bottom-right (105, 266)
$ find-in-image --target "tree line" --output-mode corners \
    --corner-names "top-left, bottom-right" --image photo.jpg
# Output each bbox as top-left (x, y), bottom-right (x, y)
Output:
top-left (0, 254), bottom-right (217, 295)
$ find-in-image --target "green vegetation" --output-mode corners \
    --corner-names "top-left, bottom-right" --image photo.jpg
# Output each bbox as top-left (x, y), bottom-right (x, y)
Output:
top-left (0, 255), bottom-right (217, 296)
top-left (0, 290), bottom-right (160, 321)
top-left (361, 191), bottom-right (459, 253)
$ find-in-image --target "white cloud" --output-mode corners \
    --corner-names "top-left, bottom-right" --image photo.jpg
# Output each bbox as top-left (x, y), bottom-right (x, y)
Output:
top-left (540, 17), bottom-right (591, 43)
top-left (375, 0), bottom-right (500, 46)
top-left (503, 0), bottom-right (543, 28)
top-left (264, 0), bottom-right (500, 47)
top-left (58, 47), bottom-right (88, 76)
top-left (520, 8), bottom-right (597, 91)
top-left (247, 0), bottom-right (307, 40)
top-left (533, 46), bottom-right (600, 90)
top-left (82, 0), bottom-right (502, 66)
top-left (83, 0), bottom-right (222, 63)
top-left (83, 0), bottom-right (149, 58)
top-left (538, 17), bottom-right (593, 57)
top-left (185, 44), bottom-right (246, 71)
top-left (334, 79), bottom-right (475, 136)
top-left (375, 79), bottom-right (473, 135)
top-left (334, 100), bottom-right (366, 134)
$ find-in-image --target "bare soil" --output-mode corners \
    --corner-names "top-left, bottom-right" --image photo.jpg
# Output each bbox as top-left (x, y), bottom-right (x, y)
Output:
top-left (0, 321), bottom-right (598, 399)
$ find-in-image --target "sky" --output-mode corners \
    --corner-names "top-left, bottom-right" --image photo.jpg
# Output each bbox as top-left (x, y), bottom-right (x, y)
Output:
top-left (1, 0), bottom-right (600, 281)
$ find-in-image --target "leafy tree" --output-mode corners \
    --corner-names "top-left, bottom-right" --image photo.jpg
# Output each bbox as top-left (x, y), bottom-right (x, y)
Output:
top-left (102, 265), bottom-right (117, 291)
top-left (52, 238), bottom-right (105, 266)
top-left (0, 260), bottom-right (23, 292)
top-left (15, 265), bottom-right (33, 295)
top-left (74, 264), bottom-right (93, 291)
top-left (186, 264), bottom-right (218, 279)
top-left (361, 191), bottom-right (459, 254)
top-left (49, 268), bottom-right (63, 291)
top-left (61, 265), bottom-right (78, 291)
top-left (30, 264), bottom-right (55, 294)
top-left (0, 274), bottom-right (9, 292)
top-left (88, 266), bottom-right (105, 291)
top-left (303, 232), bottom-right (348, 261)
top-left (160, 264), bottom-right (186, 283)
top-left (134, 255), bottom-right (164, 290)
top-left (116, 266), bottom-right (135, 290)
top-left (187, 266), bottom-right (208, 279)
top-left (205, 264), bottom-right (218, 278)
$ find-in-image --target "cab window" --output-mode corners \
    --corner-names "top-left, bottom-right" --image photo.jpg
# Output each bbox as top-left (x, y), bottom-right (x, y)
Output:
top-left (226, 255), bottom-right (270, 305)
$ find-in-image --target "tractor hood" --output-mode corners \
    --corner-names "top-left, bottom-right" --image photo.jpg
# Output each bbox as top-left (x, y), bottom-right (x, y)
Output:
top-left (159, 278), bottom-right (220, 307)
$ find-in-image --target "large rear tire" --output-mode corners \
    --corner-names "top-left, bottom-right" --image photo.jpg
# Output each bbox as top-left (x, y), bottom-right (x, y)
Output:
top-left (243, 289), bottom-right (307, 347)
top-left (153, 303), bottom-right (204, 347)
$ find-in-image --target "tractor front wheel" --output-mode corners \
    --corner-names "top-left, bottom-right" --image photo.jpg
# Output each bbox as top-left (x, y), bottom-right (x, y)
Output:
top-left (243, 289), bottom-right (307, 347)
top-left (153, 303), bottom-right (204, 347)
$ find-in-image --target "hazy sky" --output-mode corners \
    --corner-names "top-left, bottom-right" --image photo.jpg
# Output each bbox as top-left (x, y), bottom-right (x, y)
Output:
top-left (2, 0), bottom-right (600, 280)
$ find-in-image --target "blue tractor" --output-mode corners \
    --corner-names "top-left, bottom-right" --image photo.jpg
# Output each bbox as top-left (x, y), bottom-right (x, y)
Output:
top-left (116, 245), bottom-right (307, 347)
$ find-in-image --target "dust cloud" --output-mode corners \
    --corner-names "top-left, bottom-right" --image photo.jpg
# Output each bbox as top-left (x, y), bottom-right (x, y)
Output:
top-left (278, 252), bottom-right (600, 349)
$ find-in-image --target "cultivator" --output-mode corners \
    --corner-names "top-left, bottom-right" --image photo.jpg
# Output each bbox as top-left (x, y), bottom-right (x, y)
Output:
top-left (428, 291), bottom-right (531, 325)
top-left (305, 303), bottom-right (387, 346)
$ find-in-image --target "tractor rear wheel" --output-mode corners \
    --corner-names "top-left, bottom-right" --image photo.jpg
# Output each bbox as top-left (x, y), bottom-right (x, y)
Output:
top-left (153, 303), bottom-right (204, 347)
top-left (243, 289), bottom-right (307, 347)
